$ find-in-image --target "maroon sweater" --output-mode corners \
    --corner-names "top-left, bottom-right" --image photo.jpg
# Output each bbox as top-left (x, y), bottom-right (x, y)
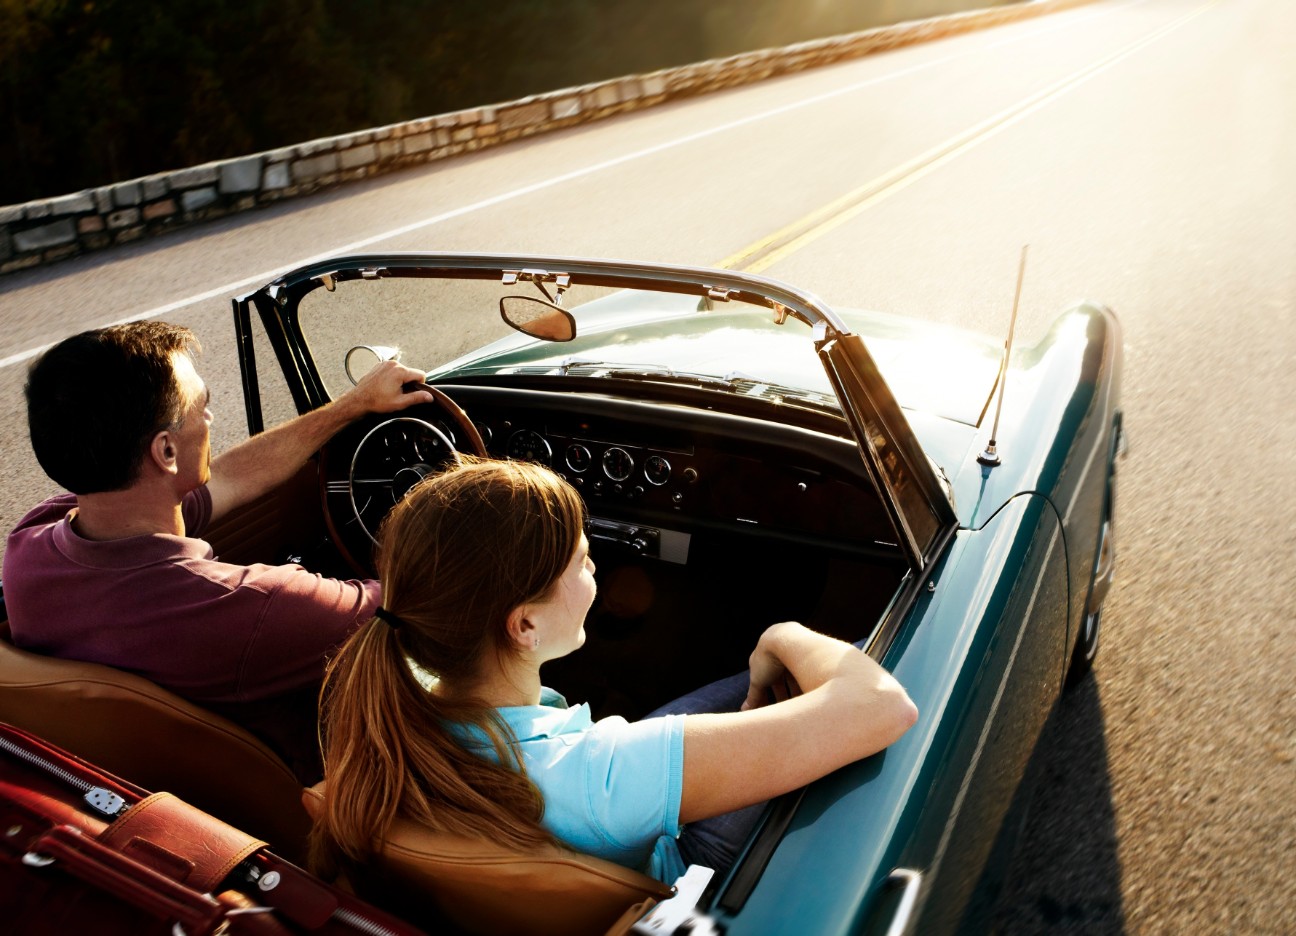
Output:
top-left (3, 489), bottom-right (379, 779)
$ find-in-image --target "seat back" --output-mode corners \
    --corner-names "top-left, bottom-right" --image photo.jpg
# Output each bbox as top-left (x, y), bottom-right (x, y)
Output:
top-left (302, 786), bottom-right (671, 936)
top-left (0, 621), bottom-right (311, 863)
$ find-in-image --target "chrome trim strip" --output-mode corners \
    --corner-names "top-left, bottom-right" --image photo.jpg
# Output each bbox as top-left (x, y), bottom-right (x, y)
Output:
top-left (884, 868), bottom-right (923, 936)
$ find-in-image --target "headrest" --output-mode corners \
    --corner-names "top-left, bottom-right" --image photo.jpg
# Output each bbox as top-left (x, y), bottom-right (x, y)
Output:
top-left (0, 629), bottom-right (311, 862)
top-left (303, 783), bottom-right (671, 936)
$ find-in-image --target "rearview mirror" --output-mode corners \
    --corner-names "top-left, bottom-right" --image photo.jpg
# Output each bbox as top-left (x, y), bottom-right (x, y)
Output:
top-left (500, 296), bottom-right (577, 342)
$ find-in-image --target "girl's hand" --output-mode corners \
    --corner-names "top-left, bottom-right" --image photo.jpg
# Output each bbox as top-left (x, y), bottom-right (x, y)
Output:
top-left (741, 622), bottom-right (803, 710)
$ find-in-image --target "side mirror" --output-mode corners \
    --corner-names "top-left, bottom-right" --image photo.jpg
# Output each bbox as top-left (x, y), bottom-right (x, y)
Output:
top-left (500, 296), bottom-right (577, 342)
top-left (344, 344), bottom-right (401, 385)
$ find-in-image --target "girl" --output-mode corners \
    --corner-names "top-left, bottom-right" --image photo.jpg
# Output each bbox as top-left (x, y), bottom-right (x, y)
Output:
top-left (311, 458), bottom-right (917, 882)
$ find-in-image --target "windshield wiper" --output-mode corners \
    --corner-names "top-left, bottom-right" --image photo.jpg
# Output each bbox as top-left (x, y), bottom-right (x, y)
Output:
top-left (566, 363), bottom-right (842, 414)
top-left (466, 359), bottom-right (841, 415)
top-left (727, 379), bottom-right (842, 415)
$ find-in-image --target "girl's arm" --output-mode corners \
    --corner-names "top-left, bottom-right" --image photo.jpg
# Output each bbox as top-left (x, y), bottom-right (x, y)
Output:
top-left (678, 622), bottom-right (917, 823)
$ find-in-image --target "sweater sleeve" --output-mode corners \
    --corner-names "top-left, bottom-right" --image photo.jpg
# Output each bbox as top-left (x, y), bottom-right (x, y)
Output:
top-left (228, 565), bottom-right (381, 700)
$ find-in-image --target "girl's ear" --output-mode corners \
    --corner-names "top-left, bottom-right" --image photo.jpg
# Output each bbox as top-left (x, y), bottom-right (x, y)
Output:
top-left (506, 605), bottom-right (537, 650)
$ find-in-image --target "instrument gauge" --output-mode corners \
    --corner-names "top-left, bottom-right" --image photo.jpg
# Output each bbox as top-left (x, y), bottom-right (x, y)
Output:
top-left (506, 430), bottom-right (552, 465)
top-left (602, 447), bottom-right (634, 482)
top-left (643, 455), bottom-right (672, 486)
top-left (566, 444), bottom-right (593, 473)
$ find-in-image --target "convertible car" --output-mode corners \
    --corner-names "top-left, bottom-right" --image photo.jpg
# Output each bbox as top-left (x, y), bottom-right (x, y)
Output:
top-left (0, 253), bottom-right (1123, 935)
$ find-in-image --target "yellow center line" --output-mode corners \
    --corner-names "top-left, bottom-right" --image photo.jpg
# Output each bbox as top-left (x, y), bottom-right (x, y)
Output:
top-left (717, 0), bottom-right (1221, 275)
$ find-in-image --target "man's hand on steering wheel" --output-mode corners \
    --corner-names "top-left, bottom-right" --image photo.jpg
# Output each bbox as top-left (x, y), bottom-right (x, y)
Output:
top-left (337, 360), bottom-right (435, 420)
top-left (318, 361), bottom-right (487, 572)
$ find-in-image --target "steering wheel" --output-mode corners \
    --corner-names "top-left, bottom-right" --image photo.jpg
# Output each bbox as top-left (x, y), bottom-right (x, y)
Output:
top-left (320, 383), bottom-right (487, 574)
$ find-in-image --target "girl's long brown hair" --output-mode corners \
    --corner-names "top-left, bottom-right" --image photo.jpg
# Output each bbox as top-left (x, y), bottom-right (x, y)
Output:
top-left (310, 457), bottom-right (586, 874)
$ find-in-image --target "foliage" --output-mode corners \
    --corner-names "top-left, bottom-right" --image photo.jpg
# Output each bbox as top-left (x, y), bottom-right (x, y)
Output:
top-left (0, 0), bottom-right (1019, 203)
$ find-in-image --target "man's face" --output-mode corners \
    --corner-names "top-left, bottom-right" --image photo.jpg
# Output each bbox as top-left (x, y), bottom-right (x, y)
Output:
top-left (169, 352), bottom-right (212, 490)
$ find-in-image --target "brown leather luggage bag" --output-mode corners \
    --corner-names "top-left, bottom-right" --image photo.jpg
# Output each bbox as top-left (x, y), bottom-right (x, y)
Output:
top-left (0, 721), bottom-right (424, 936)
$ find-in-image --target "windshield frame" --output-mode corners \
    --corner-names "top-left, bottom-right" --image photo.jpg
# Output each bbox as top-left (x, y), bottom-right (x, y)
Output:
top-left (235, 252), bottom-right (956, 572)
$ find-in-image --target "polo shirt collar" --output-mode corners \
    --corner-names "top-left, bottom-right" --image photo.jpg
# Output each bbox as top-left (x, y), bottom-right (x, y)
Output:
top-left (499, 687), bottom-right (594, 742)
top-left (456, 688), bottom-right (593, 749)
top-left (52, 508), bottom-right (213, 570)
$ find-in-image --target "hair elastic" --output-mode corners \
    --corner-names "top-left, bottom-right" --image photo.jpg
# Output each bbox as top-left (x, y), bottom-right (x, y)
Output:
top-left (374, 606), bottom-right (408, 630)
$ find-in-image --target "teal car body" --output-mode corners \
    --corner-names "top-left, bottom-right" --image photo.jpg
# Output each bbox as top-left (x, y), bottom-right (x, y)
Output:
top-left (233, 253), bottom-right (1123, 935)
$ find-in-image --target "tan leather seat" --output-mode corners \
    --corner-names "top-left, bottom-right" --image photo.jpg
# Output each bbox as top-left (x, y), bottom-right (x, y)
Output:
top-left (0, 621), bottom-right (311, 863)
top-left (302, 785), bottom-right (672, 936)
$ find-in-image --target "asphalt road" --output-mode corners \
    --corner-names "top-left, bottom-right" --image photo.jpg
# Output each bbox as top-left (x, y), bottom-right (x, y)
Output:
top-left (1, 0), bottom-right (1292, 931)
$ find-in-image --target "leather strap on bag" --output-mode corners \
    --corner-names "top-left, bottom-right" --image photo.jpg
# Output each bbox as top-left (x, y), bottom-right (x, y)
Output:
top-left (97, 792), bottom-right (266, 892)
top-left (33, 825), bottom-right (231, 936)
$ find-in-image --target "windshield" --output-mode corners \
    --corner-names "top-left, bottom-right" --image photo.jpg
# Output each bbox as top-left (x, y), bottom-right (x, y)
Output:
top-left (255, 253), bottom-right (959, 576)
top-left (296, 273), bottom-right (830, 405)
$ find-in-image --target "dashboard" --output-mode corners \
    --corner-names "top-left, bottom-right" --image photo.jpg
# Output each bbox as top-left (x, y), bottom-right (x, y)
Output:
top-left (318, 379), bottom-right (904, 576)
top-left (439, 383), bottom-right (903, 561)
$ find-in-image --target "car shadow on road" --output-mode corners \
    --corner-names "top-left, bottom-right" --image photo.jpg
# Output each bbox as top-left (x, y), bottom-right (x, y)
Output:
top-left (987, 675), bottom-right (1126, 934)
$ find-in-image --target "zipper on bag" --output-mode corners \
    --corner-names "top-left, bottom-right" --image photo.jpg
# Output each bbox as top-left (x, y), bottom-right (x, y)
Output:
top-left (0, 732), bottom-right (128, 818)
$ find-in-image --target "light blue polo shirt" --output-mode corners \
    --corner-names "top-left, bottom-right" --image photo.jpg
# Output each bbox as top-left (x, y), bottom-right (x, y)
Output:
top-left (457, 688), bottom-right (687, 882)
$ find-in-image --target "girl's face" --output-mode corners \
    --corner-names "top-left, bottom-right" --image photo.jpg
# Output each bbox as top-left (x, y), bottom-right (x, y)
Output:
top-left (532, 533), bottom-right (597, 660)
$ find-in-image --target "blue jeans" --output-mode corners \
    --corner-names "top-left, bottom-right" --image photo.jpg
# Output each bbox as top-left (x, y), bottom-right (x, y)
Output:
top-left (645, 670), bottom-right (767, 874)
top-left (644, 633), bottom-right (870, 873)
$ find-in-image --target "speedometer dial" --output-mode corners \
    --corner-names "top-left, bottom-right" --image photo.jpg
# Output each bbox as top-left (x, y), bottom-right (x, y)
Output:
top-left (506, 430), bottom-right (552, 465)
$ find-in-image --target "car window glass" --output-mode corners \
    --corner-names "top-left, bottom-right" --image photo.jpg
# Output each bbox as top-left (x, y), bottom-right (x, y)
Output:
top-left (295, 275), bottom-right (812, 400)
top-left (297, 277), bottom-right (517, 398)
top-left (247, 305), bottom-right (301, 432)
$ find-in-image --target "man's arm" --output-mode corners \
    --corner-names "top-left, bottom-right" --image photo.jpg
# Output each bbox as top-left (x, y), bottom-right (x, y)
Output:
top-left (206, 360), bottom-right (433, 522)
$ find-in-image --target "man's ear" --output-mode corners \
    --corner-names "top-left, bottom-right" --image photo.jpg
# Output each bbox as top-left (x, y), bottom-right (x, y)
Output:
top-left (148, 429), bottom-right (179, 476)
top-left (506, 604), bottom-right (537, 650)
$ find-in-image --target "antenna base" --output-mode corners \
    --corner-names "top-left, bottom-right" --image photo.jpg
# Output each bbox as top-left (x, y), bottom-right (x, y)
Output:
top-left (977, 444), bottom-right (1001, 467)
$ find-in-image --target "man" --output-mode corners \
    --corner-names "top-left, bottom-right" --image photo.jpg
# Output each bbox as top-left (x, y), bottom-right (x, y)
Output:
top-left (3, 321), bottom-right (433, 779)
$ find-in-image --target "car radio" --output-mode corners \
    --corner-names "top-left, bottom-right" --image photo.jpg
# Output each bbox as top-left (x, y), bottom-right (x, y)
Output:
top-left (586, 517), bottom-right (690, 564)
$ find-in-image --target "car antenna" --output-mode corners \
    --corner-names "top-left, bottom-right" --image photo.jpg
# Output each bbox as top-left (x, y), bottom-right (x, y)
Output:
top-left (978, 245), bottom-right (1029, 467)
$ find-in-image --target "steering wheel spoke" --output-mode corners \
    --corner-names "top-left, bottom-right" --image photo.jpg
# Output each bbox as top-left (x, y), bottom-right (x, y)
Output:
top-left (348, 417), bottom-right (458, 546)
top-left (321, 385), bottom-right (488, 572)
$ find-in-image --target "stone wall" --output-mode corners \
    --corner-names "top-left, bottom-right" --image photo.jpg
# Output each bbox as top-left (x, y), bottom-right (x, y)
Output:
top-left (0, 0), bottom-right (1095, 276)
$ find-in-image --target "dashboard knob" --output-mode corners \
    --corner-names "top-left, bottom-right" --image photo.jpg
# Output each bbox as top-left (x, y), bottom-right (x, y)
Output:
top-left (682, 467), bottom-right (699, 484)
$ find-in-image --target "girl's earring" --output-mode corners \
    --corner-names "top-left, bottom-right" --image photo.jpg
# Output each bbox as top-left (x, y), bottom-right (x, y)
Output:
top-left (533, 637), bottom-right (541, 649)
